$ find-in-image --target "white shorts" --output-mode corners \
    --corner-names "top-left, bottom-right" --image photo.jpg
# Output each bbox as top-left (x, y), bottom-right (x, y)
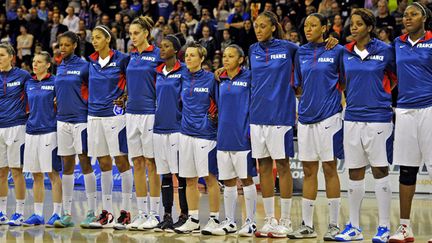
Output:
top-left (250, 125), bottom-right (294, 160)
top-left (178, 134), bottom-right (217, 178)
top-left (153, 132), bottom-right (179, 175)
top-left (344, 121), bottom-right (393, 169)
top-left (87, 115), bottom-right (128, 157)
top-left (126, 114), bottom-right (154, 159)
top-left (57, 121), bottom-right (88, 156)
top-left (0, 125), bottom-right (25, 168)
top-left (217, 150), bottom-right (257, 180)
top-left (23, 132), bottom-right (62, 173)
top-left (393, 107), bottom-right (432, 168)
top-left (298, 113), bottom-right (344, 162)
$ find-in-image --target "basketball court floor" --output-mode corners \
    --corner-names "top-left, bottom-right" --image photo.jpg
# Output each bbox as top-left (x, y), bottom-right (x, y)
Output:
top-left (1, 189), bottom-right (431, 242)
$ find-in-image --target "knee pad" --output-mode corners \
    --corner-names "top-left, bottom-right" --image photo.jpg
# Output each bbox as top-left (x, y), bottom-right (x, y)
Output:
top-left (399, 166), bottom-right (419, 186)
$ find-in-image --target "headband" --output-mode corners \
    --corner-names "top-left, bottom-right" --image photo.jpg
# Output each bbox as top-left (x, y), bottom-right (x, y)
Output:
top-left (413, 2), bottom-right (427, 16)
top-left (94, 25), bottom-right (111, 39)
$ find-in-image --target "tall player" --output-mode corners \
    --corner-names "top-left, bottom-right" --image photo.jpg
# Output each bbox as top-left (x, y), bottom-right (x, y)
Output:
top-left (390, 2), bottom-right (432, 243)
top-left (52, 31), bottom-right (97, 229)
top-left (153, 35), bottom-right (189, 231)
top-left (124, 16), bottom-right (162, 231)
top-left (0, 43), bottom-right (30, 226)
top-left (334, 8), bottom-right (397, 242)
top-left (22, 52), bottom-right (63, 227)
top-left (290, 13), bottom-right (344, 240)
top-left (86, 25), bottom-right (132, 229)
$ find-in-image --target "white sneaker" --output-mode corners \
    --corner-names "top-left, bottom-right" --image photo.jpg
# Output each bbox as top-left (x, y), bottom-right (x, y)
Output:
top-left (268, 218), bottom-right (292, 238)
top-left (372, 225), bottom-right (390, 243)
top-left (389, 224), bottom-right (414, 243)
top-left (237, 219), bottom-right (257, 237)
top-left (0, 212), bottom-right (9, 225)
top-left (255, 217), bottom-right (278, 238)
top-left (287, 222), bottom-right (317, 239)
top-left (127, 213), bottom-right (147, 231)
top-left (210, 218), bottom-right (237, 236)
top-left (137, 213), bottom-right (160, 230)
top-left (323, 224), bottom-right (340, 241)
top-left (335, 223), bottom-right (363, 241)
top-left (88, 210), bottom-right (115, 229)
top-left (174, 216), bottom-right (200, 234)
top-left (201, 217), bottom-right (220, 235)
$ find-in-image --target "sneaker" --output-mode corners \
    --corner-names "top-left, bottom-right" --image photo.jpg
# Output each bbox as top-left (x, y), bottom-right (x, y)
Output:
top-left (138, 213), bottom-right (160, 230)
top-left (323, 224), bottom-right (340, 241)
top-left (428, 238), bottom-right (432, 243)
top-left (54, 214), bottom-right (75, 228)
top-left (201, 217), bottom-right (220, 235)
top-left (335, 223), bottom-right (363, 241)
top-left (268, 218), bottom-right (292, 238)
top-left (126, 213), bottom-right (147, 231)
top-left (113, 210), bottom-right (131, 230)
top-left (255, 217), bottom-right (278, 238)
top-left (46, 213), bottom-right (61, 227)
top-left (211, 218), bottom-right (237, 236)
top-left (166, 214), bottom-right (188, 233)
top-left (8, 213), bottom-right (24, 226)
top-left (288, 221), bottom-right (317, 239)
top-left (373, 226), bottom-right (391, 243)
top-left (238, 218), bottom-right (257, 237)
top-left (174, 216), bottom-right (200, 234)
top-left (88, 210), bottom-right (115, 228)
top-left (0, 212), bottom-right (9, 225)
top-left (389, 224), bottom-right (414, 243)
top-left (22, 214), bottom-right (45, 226)
top-left (154, 214), bottom-right (173, 232)
top-left (80, 210), bottom-right (96, 229)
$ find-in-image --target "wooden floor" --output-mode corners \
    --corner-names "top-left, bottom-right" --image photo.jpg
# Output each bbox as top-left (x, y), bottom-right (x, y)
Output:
top-left (1, 189), bottom-right (431, 242)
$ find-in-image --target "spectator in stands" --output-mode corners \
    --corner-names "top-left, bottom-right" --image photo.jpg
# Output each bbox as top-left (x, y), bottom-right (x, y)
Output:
top-left (264, 1), bottom-right (274, 12)
top-left (158, 0), bottom-right (174, 21)
top-left (179, 22), bottom-right (195, 45)
top-left (63, 6), bottom-right (80, 33)
top-left (391, 0), bottom-right (407, 36)
top-left (79, 0), bottom-right (92, 29)
top-left (6, 0), bottom-right (18, 21)
top-left (130, 0), bottom-right (143, 14)
top-left (170, 0), bottom-right (186, 20)
top-left (185, 11), bottom-right (199, 36)
top-left (123, 15), bottom-right (132, 26)
top-left (195, 7), bottom-right (218, 40)
top-left (37, 0), bottom-right (49, 22)
top-left (101, 14), bottom-right (111, 29)
top-left (238, 19), bottom-right (257, 55)
top-left (365, 0), bottom-right (380, 16)
top-left (47, 13), bottom-right (68, 53)
top-left (220, 29), bottom-right (233, 52)
top-left (79, 20), bottom-right (92, 43)
top-left (78, 29), bottom-right (95, 60)
top-left (89, 4), bottom-right (103, 29)
top-left (111, 26), bottom-right (125, 53)
top-left (9, 7), bottom-right (27, 44)
top-left (169, 13), bottom-right (182, 33)
top-left (119, 0), bottom-right (136, 19)
top-left (318, 0), bottom-right (335, 17)
top-left (0, 24), bottom-right (11, 44)
top-left (152, 16), bottom-right (165, 47)
top-left (16, 25), bottom-right (34, 67)
top-left (376, 0), bottom-right (396, 30)
top-left (142, 0), bottom-right (160, 22)
top-left (198, 25), bottom-right (217, 61)
top-left (378, 26), bottom-right (392, 44)
top-left (331, 14), bottom-right (343, 37)
top-left (26, 8), bottom-right (44, 44)
top-left (226, 0), bottom-right (250, 43)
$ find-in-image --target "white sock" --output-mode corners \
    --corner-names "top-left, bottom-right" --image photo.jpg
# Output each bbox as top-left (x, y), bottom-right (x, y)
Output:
top-left (223, 186), bottom-right (237, 221)
top-left (16, 200), bottom-right (25, 215)
top-left (101, 170), bottom-right (113, 212)
top-left (53, 202), bottom-right (62, 216)
top-left (348, 179), bottom-right (365, 229)
top-left (189, 210), bottom-right (199, 221)
top-left (400, 218), bottom-right (410, 227)
top-left (375, 176), bottom-right (391, 227)
top-left (84, 173), bottom-right (97, 212)
top-left (150, 196), bottom-right (160, 215)
top-left (302, 198), bottom-right (315, 228)
top-left (137, 196), bottom-right (148, 215)
top-left (280, 198), bottom-right (292, 220)
top-left (209, 211), bottom-right (219, 220)
top-left (328, 198), bottom-right (341, 226)
top-left (0, 197), bottom-right (7, 213)
top-left (62, 174), bottom-right (74, 215)
top-left (242, 184), bottom-right (257, 222)
top-left (34, 202), bottom-right (43, 216)
top-left (121, 169), bottom-right (133, 211)
top-left (262, 197), bottom-right (274, 218)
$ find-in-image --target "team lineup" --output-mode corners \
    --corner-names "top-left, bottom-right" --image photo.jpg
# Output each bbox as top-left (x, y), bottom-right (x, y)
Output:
top-left (0, 2), bottom-right (432, 243)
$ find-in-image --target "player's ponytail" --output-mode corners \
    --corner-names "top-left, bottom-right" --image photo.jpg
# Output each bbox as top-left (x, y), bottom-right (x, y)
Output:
top-left (259, 11), bottom-right (284, 39)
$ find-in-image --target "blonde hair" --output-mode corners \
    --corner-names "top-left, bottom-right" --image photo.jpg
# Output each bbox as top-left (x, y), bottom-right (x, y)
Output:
top-left (131, 16), bottom-right (154, 41)
top-left (186, 42), bottom-right (207, 59)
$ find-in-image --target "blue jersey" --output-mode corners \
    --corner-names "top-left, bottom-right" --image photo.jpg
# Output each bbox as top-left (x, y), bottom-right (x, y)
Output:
top-left (217, 68), bottom-right (251, 151)
top-left (154, 61), bottom-right (187, 134)
top-left (126, 45), bottom-right (163, 114)
top-left (181, 69), bottom-right (218, 141)
top-left (249, 38), bottom-right (298, 126)
top-left (0, 67), bottom-right (31, 128)
top-left (55, 55), bottom-right (89, 123)
top-left (294, 43), bottom-right (344, 124)
top-left (394, 31), bottom-right (432, 109)
top-left (88, 50), bottom-right (129, 117)
top-left (343, 38), bottom-right (397, 123)
top-left (25, 74), bottom-right (57, 135)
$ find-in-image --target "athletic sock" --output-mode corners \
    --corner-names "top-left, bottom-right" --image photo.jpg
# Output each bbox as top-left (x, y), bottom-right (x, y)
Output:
top-left (0, 197), bottom-right (7, 214)
top-left (16, 200), bottom-right (25, 215)
top-left (101, 170), bottom-right (113, 213)
top-left (262, 197), bottom-right (274, 218)
top-left (137, 197), bottom-right (148, 215)
top-left (189, 210), bottom-right (199, 221)
top-left (120, 169), bottom-right (133, 211)
top-left (84, 172), bottom-right (97, 212)
top-left (280, 198), bottom-right (292, 221)
top-left (400, 218), bottom-right (410, 227)
top-left (62, 174), bottom-right (74, 215)
top-left (177, 175), bottom-right (188, 215)
top-left (209, 211), bottom-right (219, 221)
top-left (161, 174), bottom-right (173, 215)
top-left (348, 179), bottom-right (365, 229)
top-left (53, 202), bottom-right (62, 216)
top-left (223, 186), bottom-right (237, 221)
top-left (375, 176), bottom-right (391, 227)
top-left (150, 197), bottom-right (160, 216)
top-left (302, 198), bottom-right (315, 228)
top-left (328, 198), bottom-right (341, 227)
top-left (34, 202), bottom-right (43, 217)
top-left (242, 184), bottom-right (257, 222)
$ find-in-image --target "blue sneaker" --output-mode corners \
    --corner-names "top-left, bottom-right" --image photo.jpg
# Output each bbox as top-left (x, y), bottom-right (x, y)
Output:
top-left (0, 212), bottom-right (9, 225)
top-left (22, 214), bottom-right (45, 226)
top-left (334, 223), bottom-right (363, 241)
top-left (8, 213), bottom-right (25, 226)
top-left (372, 226), bottom-right (390, 243)
top-left (46, 213), bottom-right (61, 227)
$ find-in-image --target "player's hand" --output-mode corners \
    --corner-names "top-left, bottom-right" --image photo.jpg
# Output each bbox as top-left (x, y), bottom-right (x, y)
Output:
top-left (214, 67), bottom-right (225, 82)
top-left (325, 36), bottom-right (339, 50)
top-left (113, 95), bottom-right (127, 108)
